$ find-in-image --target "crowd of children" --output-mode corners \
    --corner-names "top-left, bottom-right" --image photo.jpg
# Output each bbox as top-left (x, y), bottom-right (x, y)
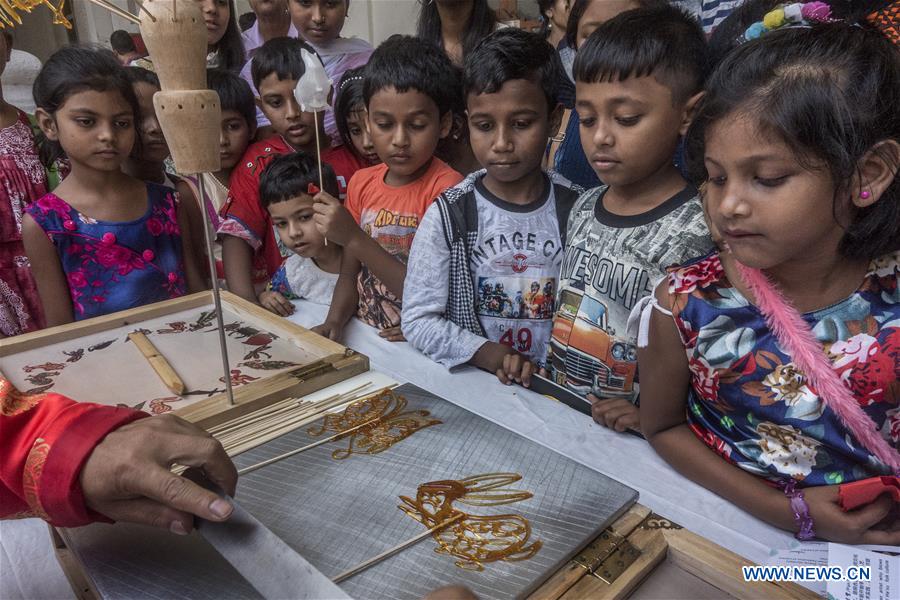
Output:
top-left (2, 0), bottom-right (898, 545)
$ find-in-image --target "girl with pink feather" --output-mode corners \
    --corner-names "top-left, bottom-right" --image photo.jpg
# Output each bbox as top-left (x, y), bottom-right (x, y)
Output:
top-left (637, 16), bottom-right (900, 544)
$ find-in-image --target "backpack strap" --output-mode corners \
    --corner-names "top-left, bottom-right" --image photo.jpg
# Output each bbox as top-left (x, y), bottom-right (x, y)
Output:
top-left (441, 189), bottom-right (479, 245)
top-left (553, 182), bottom-right (580, 246)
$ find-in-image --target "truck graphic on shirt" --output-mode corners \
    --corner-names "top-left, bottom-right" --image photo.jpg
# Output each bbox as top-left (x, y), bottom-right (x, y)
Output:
top-left (547, 286), bottom-right (637, 399)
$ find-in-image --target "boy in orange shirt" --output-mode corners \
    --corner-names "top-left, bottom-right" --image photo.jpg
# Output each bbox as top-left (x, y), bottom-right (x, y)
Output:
top-left (313, 36), bottom-right (463, 341)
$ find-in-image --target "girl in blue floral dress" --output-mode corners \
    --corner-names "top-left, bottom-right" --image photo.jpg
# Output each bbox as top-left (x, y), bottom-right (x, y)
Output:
top-left (21, 47), bottom-right (203, 326)
top-left (638, 19), bottom-right (899, 545)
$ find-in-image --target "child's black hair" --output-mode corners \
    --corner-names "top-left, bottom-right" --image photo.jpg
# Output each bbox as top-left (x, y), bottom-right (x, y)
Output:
top-left (110, 29), bottom-right (136, 54)
top-left (573, 4), bottom-right (707, 105)
top-left (125, 65), bottom-right (160, 88)
top-left (564, 0), bottom-right (668, 48)
top-left (363, 35), bottom-right (460, 117)
top-left (537, 0), bottom-right (555, 39)
top-left (416, 0), bottom-right (495, 63)
top-left (686, 22), bottom-right (900, 260)
top-left (212, 0), bottom-right (246, 72)
top-left (259, 152), bottom-right (340, 208)
top-left (464, 28), bottom-right (563, 113)
top-left (335, 66), bottom-right (367, 157)
top-left (207, 68), bottom-right (256, 132)
top-left (238, 11), bottom-right (257, 32)
top-left (33, 46), bottom-right (139, 167)
top-left (250, 36), bottom-right (319, 90)
top-left (706, 0), bottom-right (783, 70)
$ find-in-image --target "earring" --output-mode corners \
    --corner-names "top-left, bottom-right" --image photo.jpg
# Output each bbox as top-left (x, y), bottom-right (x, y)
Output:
top-left (861, 190), bottom-right (871, 199)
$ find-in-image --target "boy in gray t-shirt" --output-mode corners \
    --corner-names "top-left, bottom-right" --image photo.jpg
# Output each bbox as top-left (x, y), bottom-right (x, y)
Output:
top-left (402, 29), bottom-right (582, 377)
top-left (546, 5), bottom-right (714, 433)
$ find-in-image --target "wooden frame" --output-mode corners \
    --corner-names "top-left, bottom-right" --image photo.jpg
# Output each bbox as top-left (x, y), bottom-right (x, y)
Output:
top-left (0, 291), bottom-right (369, 429)
top-left (530, 505), bottom-right (818, 600)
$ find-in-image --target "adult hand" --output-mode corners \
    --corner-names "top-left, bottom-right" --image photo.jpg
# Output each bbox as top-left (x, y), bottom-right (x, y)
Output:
top-left (312, 192), bottom-right (361, 248)
top-left (589, 395), bottom-right (641, 433)
top-left (79, 414), bottom-right (237, 534)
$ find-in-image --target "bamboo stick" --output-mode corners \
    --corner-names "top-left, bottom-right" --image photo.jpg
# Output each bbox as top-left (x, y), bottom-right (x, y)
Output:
top-left (209, 383), bottom-right (389, 457)
top-left (84, 0), bottom-right (141, 24)
top-left (209, 382), bottom-right (372, 435)
top-left (208, 397), bottom-right (320, 436)
top-left (217, 393), bottom-right (372, 446)
top-left (132, 0), bottom-right (156, 21)
top-left (213, 385), bottom-right (374, 440)
top-left (331, 514), bottom-right (465, 584)
top-left (237, 417), bottom-right (380, 475)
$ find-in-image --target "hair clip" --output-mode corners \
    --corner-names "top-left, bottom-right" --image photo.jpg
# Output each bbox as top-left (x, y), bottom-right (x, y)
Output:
top-left (740, 2), bottom-right (836, 42)
top-left (339, 75), bottom-right (364, 92)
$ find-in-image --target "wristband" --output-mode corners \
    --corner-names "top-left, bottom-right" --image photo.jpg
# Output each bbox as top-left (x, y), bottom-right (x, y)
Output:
top-left (780, 479), bottom-right (816, 541)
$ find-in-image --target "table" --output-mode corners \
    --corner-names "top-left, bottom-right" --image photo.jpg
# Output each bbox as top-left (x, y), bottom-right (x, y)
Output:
top-left (0, 300), bottom-right (799, 599)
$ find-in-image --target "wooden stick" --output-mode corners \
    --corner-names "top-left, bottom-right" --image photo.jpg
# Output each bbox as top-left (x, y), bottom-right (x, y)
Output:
top-left (237, 417), bottom-right (380, 475)
top-left (331, 514), bottom-right (465, 584)
top-left (84, 0), bottom-right (141, 24)
top-left (132, 0), bottom-right (156, 21)
top-left (127, 332), bottom-right (186, 395)
top-left (314, 119), bottom-right (327, 246)
top-left (211, 382), bottom-right (373, 436)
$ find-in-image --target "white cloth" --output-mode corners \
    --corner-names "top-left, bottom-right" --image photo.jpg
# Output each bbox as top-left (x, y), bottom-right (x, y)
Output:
top-left (2, 50), bottom-right (41, 114)
top-left (272, 254), bottom-right (338, 305)
top-left (241, 20), bottom-right (299, 59)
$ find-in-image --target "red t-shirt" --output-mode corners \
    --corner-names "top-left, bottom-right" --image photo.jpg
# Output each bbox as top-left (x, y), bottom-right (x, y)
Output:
top-left (344, 158), bottom-right (463, 329)
top-left (218, 137), bottom-right (364, 284)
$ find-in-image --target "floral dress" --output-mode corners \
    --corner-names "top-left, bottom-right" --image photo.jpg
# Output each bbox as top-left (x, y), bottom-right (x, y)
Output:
top-left (667, 251), bottom-right (899, 486)
top-left (0, 111), bottom-right (48, 336)
top-left (25, 182), bottom-right (188, 321)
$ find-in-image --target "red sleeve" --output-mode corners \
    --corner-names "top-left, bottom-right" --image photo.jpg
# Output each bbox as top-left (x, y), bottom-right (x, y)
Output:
top-left (0, 378), bottom-right (147, 526)
top-left (220, 161), bottom-right (267, 248)
top-left (322, 147), bottom-right (365, 201)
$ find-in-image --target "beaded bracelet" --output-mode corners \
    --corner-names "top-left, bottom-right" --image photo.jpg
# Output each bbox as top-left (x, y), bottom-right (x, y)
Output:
top-left (780, 479), bottom-right (816, 541)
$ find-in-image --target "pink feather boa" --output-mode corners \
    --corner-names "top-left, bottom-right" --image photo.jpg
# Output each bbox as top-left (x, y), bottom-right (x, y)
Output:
top-left (735, 261), bottom-right (900, 474)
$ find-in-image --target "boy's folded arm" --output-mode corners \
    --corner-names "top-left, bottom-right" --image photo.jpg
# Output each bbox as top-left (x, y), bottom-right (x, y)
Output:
top-left (401, 209), bottom-right (487, 369)
top-left (345, 233), bottom-right (408, 300)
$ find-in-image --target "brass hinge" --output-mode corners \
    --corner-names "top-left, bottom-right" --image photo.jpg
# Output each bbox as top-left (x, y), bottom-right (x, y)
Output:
top-left (572, 530), bottom-right (641, 584)
top-left (592, 538), bottom-right (640, 584)
top-left (289, 359), bottom-right (335, 383)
